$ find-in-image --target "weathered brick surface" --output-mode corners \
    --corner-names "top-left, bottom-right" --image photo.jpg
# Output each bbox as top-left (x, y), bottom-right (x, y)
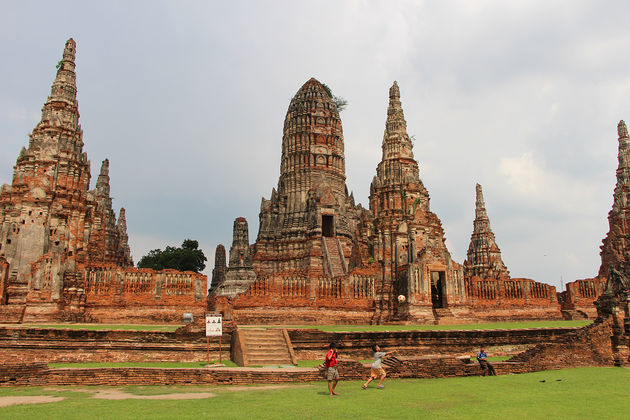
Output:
top-left (0, 322), bottom-right (618, 387)
top-left (508, 319), bottom-right (614, 369)
top-left (0, 359), bottom-right (549, 387)
top-left (288, 327), bottom-right (579, 360)
top-left (0, 327), bottom-right (227, 363)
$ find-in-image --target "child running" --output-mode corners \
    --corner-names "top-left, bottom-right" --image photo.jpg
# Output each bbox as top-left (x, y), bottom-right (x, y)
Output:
top-left (362, 344), bottom-right (394, 389)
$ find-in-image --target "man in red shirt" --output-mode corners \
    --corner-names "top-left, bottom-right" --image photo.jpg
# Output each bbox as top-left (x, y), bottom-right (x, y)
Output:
top-left (325, 343), bottom-right (340, 396)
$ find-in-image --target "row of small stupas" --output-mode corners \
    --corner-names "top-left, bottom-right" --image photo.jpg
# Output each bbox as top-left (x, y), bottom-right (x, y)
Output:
top-left (208, 77), bottom-right (622, 324)
top-left (0, 39), bottom-right (206, 323)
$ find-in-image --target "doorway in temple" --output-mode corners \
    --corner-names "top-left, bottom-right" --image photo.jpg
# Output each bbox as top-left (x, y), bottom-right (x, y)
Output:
top-left (430, 271), bottom-right (446, 308)
top-left (322, 215), bottom-right (334, 237)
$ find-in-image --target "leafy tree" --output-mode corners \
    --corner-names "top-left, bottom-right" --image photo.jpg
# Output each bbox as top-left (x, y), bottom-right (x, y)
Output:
top-left (137, 239), bottom-right (207, 272)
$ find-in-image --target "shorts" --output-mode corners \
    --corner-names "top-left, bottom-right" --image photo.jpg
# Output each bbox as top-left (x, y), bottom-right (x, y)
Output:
top-left (371, 367), bottom-right (386, 378)
top-left (327, 366), bottom-right (340, 381)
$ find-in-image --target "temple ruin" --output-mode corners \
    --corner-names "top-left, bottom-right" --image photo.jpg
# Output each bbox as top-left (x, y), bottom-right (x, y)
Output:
top-left (1, 39), bottom-right (626, 326)
top-left (0, 39), bottom-right (206, 323)
top-left (209, 78), bottom-right (562, 324)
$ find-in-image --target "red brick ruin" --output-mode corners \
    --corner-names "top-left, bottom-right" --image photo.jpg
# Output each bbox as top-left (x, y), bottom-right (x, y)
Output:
top-left (209, 77), bottom-right (630, 325)
top-left (0, 39), bottom-right (206, 324)
top-left (0, 39), bottom-right (627, 328)
top-left (1, 40), bottom-right (630, 379)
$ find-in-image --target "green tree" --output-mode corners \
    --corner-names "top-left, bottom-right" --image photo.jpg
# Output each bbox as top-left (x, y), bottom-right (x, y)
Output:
top-left (137, 239), bottom-right (207, 272)
top-left (321, 83), bottom-right (348, 112)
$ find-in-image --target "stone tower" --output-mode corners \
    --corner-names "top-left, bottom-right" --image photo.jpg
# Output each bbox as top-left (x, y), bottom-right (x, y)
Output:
top-left (0, 38), bottom-right (92, 281)
top-left (463, 184), bottom-right (509, 279)
top-left (86, 159), bottom-right (133, 266)
top-left (215, 218), bottom-right (256, 296)
top-left (209, 244), bottom-right (226, 293)
top-left (0, 38), bottom-right (131, 304)
top-left (254, 78), bottom-right (359, 277)
top-left (116, 208), bottom-right (133, 267)
top-left (599, 120), bottom-right (630, 278)
top-left (367, 81), bottom-right (463, 322)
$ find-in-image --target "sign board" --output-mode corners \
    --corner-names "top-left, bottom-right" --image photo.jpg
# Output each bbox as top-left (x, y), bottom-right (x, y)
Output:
top-left (205, 314), bottom-right (222, 337)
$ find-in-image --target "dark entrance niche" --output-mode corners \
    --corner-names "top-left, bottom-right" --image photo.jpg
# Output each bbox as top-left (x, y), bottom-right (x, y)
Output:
top-left (430, 271), bottom-right (446, 308)
top-left (322, 215), bottom-right (334, 237)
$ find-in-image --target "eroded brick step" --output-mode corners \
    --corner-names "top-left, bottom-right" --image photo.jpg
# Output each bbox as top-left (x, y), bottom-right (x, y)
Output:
top-left (244, 338), bottom-right (285, 345)
top-left (247, 348), bottom-right (288, 354)
top-left (247, 358), bottom-right (292, 364)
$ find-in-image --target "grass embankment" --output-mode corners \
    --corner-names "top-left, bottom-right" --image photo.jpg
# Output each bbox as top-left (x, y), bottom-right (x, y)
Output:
top-left (244, 319), bottom-right (592, 332)
top-left (14, 320), bottom-right (591, 333)
top-left (48, 361), bottom-right (239, 369)
top-left (18, 324), bottom-right (180, 332)
top-left (0, 367), bottom-right (627, 419)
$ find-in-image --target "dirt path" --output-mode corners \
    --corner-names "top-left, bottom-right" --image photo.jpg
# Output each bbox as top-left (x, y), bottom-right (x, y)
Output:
top-left (3, 383), bottom-right (315, 406)
top-left (92, 389), bottom-right (216, 400)
top-left (0, 396), bottom-right (65, 407)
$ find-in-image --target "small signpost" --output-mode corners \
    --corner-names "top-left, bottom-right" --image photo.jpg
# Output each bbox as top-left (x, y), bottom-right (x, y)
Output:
top-left (205, 313), bottom-right (223, 364)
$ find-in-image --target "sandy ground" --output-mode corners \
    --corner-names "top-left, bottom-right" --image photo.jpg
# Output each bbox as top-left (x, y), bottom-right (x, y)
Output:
top-left (0, 384), bottom-right (314, 407)
top-left (0, 396), bottom-right (65, 407)
top-left (91, 389), bottom-right (216, 400)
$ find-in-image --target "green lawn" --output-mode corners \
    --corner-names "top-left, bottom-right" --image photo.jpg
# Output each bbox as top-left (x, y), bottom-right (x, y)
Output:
top-left (11, 320), bottom-right (591, 333)
top-left (0, 367), bottom-right (627, 419)
top-left (244, 320), bottom-right (591, 332)
top-left (48, 361), bottom-right (239, 369)
top-left (18, 324), bottom-right (181, 332)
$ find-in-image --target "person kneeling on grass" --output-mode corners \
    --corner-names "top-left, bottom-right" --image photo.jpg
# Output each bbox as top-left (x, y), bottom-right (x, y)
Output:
top-left (324, 342), bottom-right (340, 397)
top-left (362, 344), bottom-right (394, 389)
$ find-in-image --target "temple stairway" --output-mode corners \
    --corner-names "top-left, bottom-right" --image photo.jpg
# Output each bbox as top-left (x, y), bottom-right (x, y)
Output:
top-left (323, 237), bottom-right (346, 277)
top-left (561, 309), bottom-right (589, 320)
top-left (236, 328), bottom-right (296, 366)
top-left (432, 308), bottom-right (459, 325)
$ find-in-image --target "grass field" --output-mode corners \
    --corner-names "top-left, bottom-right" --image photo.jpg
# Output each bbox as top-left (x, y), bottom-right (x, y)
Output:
top-left (244, 320), bottom-right (592, 332)
top-left (17, 324), bottom-right (181, 332)
top-left (7, 320), bottom-right (591, 333)
top-left (0, 367), bottom-right (627, 419)
top-left (48, 361), bottom-right (239, 369)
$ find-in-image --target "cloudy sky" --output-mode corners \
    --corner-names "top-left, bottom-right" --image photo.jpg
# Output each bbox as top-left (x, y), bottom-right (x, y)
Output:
top-left (2, 1), bottom-right (629, 289)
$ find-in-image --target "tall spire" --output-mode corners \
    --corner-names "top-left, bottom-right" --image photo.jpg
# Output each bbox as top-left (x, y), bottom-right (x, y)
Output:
top-left (371, 81), bottom-right (428, 216)
top-left (11, 38), bottom-right (89, 196)
top-left (599, 120), bottom-right (630, 277)
top-left (382, 81), bottom-right (414, 161)
top-left (33, 38), bottom-right (83, 155)
top-left (116, 208), bottom-right (133, 267)
top-left (96, 159), bottom-right (111, 198)
top-left (464, 184), bottom-right (510, 279)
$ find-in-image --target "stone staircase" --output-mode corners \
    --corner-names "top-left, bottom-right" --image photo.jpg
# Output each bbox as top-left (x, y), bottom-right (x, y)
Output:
top-left (561, 309), bottom-right (589, 320)
top-left (432, 308), bottom-right (459, 325)
top-left (235, 328), bottom-right (297, 367)
top-left (323, 237), bottom-right (346, 277)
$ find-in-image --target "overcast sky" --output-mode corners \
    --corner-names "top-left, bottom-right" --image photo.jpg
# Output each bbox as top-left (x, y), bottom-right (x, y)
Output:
top-left (2, 1), bottom-right (630, 289)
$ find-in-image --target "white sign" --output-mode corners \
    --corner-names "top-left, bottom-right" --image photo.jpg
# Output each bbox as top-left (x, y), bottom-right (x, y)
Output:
top-left (205, 314), bottom-right (222, 337)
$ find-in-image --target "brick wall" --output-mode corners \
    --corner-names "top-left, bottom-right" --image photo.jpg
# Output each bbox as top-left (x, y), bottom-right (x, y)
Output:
top-left (508, 319), bottom-right (614, 369)
top-left (0, 321), bottom-right (618, 387)
top-left (0, 359), bottom-right (538, 387)
top-left (0, 327), bottom-right (228, 363)
top-left (288, 327), bottom-right (580, 360)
